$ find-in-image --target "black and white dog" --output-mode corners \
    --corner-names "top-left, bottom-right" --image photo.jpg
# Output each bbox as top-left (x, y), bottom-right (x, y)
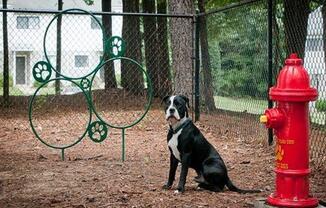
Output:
top-left (162, 95), bottom-right (261, 193)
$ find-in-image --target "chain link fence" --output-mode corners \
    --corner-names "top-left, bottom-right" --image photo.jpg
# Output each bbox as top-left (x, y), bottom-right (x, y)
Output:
top-left (204, 0), bottom-right (325, 168)
top-left (1, 2), bottom-right (325, 167)
top-left (0, 10), bottom-right (195, 151)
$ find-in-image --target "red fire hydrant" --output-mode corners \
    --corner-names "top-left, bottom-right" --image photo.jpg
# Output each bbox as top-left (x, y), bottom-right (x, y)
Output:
top-left (260, 53), bottom-right (319, 207)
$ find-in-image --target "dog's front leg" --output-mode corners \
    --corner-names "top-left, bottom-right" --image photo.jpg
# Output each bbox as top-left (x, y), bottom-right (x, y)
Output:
top-left (163, 153), bottom-right (178, 189)
top-left (177, 153), bottom-right (191, 193)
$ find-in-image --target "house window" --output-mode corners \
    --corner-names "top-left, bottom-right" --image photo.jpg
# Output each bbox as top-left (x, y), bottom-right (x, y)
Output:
top-left (75, 55), bottom-right (89, 67)
top-left (91, 17), bottom-right (102, 29)
top-left (17, 16), bottom-right (40, 29)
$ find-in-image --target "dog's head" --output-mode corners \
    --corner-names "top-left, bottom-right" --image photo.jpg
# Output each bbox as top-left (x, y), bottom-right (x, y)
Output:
top-left (162, 95), bottom-right (190, 125)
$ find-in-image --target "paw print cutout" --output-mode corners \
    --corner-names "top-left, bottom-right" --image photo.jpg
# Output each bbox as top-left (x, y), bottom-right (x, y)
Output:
top-left (88, 121), bottom-right (108, 143)
top-left (275, 144), bottom-right (284, 161)
top-left (32, 61), bottom-right (52, 83)
top-left (105, 36), bottom-right (126, 58)
top-left (80, 78), bottom-right (90, 90)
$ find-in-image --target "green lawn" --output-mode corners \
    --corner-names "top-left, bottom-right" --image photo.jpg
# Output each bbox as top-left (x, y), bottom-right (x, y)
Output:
top-left (214, 96), bottom-right (267, 115)
top-left (0, 87), bottom-right (24, 96)
top-left (214, 96), bottom-right (325, 125)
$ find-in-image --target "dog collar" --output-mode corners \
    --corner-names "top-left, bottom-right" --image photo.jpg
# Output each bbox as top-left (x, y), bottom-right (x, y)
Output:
top-left (170, 118), bottom-right (192, 134)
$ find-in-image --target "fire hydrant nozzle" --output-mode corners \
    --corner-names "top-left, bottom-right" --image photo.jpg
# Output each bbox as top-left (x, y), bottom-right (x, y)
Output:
top-left (261, 108), bottom-right (285, 129)
top-left (259, 115), bottom-right (267, 123)
top-left (260, 54), bottom-right (318, 208)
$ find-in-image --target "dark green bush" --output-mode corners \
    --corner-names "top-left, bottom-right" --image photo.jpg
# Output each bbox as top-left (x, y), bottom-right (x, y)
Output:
top-left (316, 99), bottom-right (326, 112)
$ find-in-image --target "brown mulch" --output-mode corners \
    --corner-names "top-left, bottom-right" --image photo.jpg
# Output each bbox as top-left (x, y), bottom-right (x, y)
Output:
top-left (0, 108), bottom-right (325, 208)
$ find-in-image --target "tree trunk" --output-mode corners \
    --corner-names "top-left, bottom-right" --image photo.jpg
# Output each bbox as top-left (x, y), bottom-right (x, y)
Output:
top-left (2, 0), bottom-right (9, 106)
top-left (168, 0), bottom-right (194, 100)
top-left (121, 0), bottom-right (144, 93)
top-left (283, 0), bottom-right (309, 58)
top-left (143, 0), bottom-right (158, 96)
top-left (157, 0), bottom-right (172, 97)
top-left (55, 0), bottom-right (62, 95)
top-left (198, 0), bottom-right (216, 113)
top-left (102, 0), bottom-right (117, 89)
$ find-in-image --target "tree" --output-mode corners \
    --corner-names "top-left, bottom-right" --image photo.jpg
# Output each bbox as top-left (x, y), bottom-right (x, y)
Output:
top-left (2, 0), bottom-right (9, 106)
top-left (143, 0), bottom-right (159, 95)
top-left (283, 0), bottom-right (310, 58)
top-left (156, 0), bottom-right (172, 97)
top-left (168, 0), bottom-right (194, 99)
top-left (83, 0), bottom-right (117, 89)
top-left (198, 0), bottom-right (217, 113)
top-left (102, 0), bottom-right (117, 89)
top-left (55, 0), bottom-right (63, 95)
top-left (121, 0), bottom-right (144, 93)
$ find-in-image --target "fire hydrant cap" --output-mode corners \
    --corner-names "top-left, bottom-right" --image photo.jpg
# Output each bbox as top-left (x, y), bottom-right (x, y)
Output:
top-left (284, 53), bottom-right (302, 65)
top-left (270, 53), bottom-right (318, 102)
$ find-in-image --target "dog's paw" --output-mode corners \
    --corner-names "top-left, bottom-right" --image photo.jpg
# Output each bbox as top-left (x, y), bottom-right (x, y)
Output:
top-left (162, 184), bottom-right (172, 190)
top-left (176, 186), bottom-right (185, 193)
top-left (174, 190), bottom-right (182, 194)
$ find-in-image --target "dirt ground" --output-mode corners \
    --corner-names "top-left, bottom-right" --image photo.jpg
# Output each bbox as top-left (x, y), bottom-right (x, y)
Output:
top-left (0, 108), bottom-right (325, 208)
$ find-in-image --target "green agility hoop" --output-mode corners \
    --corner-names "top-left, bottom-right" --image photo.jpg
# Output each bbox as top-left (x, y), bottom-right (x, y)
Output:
top-left (43, 8), bottom-right (106, 80)
top-left (28, 78), bottom-right (92, 160)
top-left (89, 57), bottom-right (153, 129)
top-left (29, 8), bottom-right (153, 161)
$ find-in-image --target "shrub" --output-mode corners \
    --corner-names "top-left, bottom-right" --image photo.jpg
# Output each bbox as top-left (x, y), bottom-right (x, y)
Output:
top-left (316, 99), bottom-right (326, 112)
top-left (33, 80), bottom-right (48, 88)
top-left (0, 73), bottom-right (13, 87)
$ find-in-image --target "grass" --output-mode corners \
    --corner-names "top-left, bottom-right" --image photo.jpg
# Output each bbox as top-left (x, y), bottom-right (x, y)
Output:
top-left (214, 96), bottom-right (325, 125)
top-left (0, 87), bottom-right (24, 96)
top-left (214, 96), bottom-right (266, 115)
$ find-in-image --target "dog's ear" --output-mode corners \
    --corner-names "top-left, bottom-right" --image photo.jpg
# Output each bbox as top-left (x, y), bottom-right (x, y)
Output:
top-left (161, 95), bottom-right (170, 105)
top-left (179, 95), bottom-right (190, 108)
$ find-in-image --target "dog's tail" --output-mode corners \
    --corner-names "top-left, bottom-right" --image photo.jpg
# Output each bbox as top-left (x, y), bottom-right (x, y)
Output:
top-left (226, 176), bottom-right (261, 194)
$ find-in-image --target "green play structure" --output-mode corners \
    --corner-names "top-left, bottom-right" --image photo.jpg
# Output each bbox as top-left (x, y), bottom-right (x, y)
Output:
top-left (28, 9), bottom-right (153, 161)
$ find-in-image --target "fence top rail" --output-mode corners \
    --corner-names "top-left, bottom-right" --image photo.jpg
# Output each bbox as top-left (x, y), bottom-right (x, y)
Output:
top-left (0, 8), bottom-right (194, 18)
top-left (201, 0), bottom-right (264, 16)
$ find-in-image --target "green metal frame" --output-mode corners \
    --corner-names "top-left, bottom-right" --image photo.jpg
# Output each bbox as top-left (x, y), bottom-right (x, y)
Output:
top-left (43, 8), bottom-right (106, 80)
top-left (29, 9), bottom-right (153, 161)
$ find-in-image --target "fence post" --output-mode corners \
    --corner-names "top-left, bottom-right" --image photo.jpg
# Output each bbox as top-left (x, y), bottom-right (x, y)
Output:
top-left (267, 0), bottom-right (273, 145)
top-left (55, 0), bottom-right (63, 95)
top-left (194, 11), bottom-right (200, 122)
top-left (2, 0), bottom-right (9, 107)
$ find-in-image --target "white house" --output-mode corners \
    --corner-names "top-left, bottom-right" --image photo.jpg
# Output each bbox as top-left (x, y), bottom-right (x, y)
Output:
top-left (304, 6), bottom-right (326, 100)
top-left (0, 0), bottom-right (122, 95)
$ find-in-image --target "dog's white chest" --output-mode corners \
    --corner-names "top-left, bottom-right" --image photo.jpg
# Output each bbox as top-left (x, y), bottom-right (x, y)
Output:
top-left (168, 129), bottom-right (182, 161)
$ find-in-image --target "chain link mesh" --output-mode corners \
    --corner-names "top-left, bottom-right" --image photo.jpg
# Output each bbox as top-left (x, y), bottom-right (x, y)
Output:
top-left (1, 2), bottom-right (324, 167)
top-left (204, 0), bottom-right (325, 168)
top-left (0, 11), bottom-right (193, 148)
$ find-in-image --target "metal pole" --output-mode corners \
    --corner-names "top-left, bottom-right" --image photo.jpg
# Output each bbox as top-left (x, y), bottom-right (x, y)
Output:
top-left (122, 128), bottom-right (125, 162)
top-left (2, 0), bottom-right (9, 106)
top-left (194, 12), bottom-right (200, 122)
top-left (267, 0), bottom-right (273, 145)
top-left (61, 148), bottom-right (65, 161)
top-left (0, 8), bottom-right (194, 18)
